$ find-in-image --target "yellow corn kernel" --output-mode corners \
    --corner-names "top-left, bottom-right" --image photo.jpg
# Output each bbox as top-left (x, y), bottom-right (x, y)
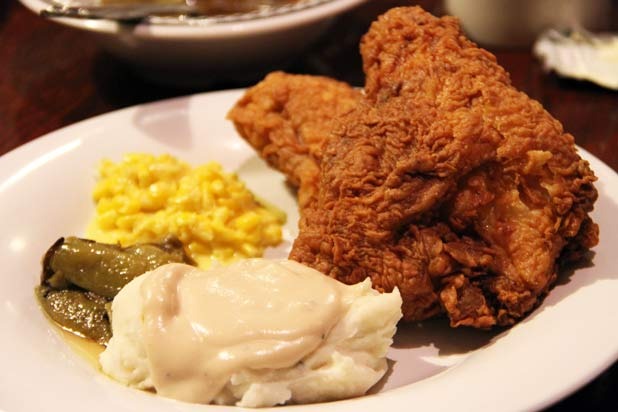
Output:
top-left (86, 153), bottom-right (285, 268)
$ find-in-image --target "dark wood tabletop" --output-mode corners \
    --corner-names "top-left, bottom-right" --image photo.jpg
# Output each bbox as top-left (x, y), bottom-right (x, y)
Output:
top-left (1, 0), bottom-right (617, 410)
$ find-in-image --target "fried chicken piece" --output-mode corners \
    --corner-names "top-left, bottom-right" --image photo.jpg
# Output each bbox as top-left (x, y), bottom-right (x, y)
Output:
top-left (228, 71), bottom-right (361, 209)
top-left (290, 7), bottom-right (598, 326)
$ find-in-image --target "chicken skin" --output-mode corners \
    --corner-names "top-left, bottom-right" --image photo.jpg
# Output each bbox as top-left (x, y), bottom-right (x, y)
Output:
top-left (228, 72), bottom-right (361, 209)
top-left (230, 7), bottom-right (599, 327)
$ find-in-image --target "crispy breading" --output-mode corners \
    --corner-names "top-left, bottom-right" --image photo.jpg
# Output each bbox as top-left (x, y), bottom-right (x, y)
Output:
top-left (230, 7), bottom-right (599, 328)
top-left (228, 71), bottom-right (361, 209)
top-left (290, 7), bottom-right (598, 326)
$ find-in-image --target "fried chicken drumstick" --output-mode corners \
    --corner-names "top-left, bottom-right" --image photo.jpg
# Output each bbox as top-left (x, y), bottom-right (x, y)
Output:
top-left (230, 7), bottom-right (598, 328)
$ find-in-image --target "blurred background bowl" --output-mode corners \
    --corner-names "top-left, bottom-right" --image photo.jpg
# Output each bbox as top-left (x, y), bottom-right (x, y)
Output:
top-left (19, 0), bottom-right (368, 85)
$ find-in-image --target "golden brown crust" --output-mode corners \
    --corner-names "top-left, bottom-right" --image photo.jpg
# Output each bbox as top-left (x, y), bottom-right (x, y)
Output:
top-left (227, 71), bottom-right (361, 209)
top-left (230, 7), bottom-right (598, 328)
top-left (290, 6), bottom-right (598, 326)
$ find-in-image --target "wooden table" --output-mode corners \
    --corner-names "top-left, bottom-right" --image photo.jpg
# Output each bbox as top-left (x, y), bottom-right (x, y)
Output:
top-left (1, 0), bottom-right (617, 410)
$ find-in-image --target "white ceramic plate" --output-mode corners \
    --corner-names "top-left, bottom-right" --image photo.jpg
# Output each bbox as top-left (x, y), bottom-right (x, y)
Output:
top-left (1, 90), bottom-right (617, 412)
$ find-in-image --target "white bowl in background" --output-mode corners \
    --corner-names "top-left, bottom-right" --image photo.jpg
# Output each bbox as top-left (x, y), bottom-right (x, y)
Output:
top-left (19, 0), bottom-right (368, 84)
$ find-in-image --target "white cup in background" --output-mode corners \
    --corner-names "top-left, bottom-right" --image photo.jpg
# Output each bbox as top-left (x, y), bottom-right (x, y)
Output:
top-left (444, 0), bottom-right (613, 47)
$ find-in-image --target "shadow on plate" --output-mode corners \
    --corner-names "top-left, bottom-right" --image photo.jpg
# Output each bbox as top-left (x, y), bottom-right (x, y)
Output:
top-left (393, 318), bottom-right (506, 354)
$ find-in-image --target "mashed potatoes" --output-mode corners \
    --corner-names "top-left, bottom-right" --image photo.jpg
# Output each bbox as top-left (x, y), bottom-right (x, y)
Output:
top-left (87, 153), bottom-right (285, 268)
top-left (100, 259), bottom-right (402, 407)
